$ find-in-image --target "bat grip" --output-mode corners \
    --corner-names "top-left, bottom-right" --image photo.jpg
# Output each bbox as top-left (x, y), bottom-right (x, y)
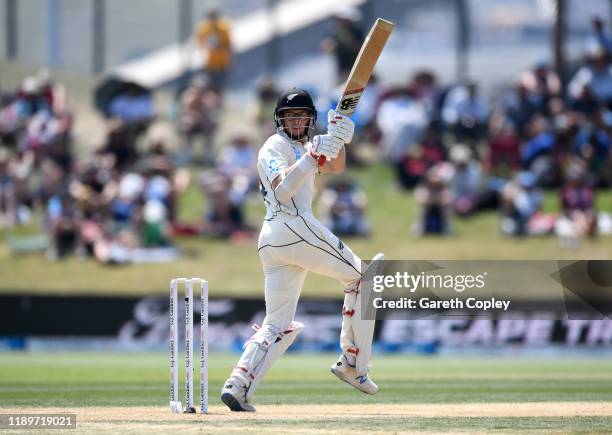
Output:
top-left (317, 105), bottom-right (351, 167)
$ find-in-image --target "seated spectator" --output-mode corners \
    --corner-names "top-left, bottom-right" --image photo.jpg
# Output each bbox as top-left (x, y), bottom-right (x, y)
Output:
top-left (36, 69), bottom-right (66, 114)
top-left (143, 141), bottom-right (176, 221)
top-left (569, 84), bottom-right (602, 117)
top-left (558, 161), bottom-right (597, 239)
top-left (110, 172), bottom-right (144, 229)
top-left (199, 171), bottom-right (243, 237)
top-left (568, 49), bottom-right (612, 108)
top-left (500, 171), bottom-right (543, 236)
top-left (71, 159), bottom-right (117, 219)
top-left (216, 133), bottom-right (257, 206)
top-left (520, 62), bottom-right (561, 112)
top-left (376, 92), bottom-right (429, 163)
top-left (486, 113), bottom-right (521, 177)
top-left (521, 115), bottom-right (557, 186)
top-left (46, 187), bottom-right (82, 260)
top-left (178, 75), bottom-right (222, 165)
top-left (318, 176), bottom-right (370, 237)
top-left (442, 81), bottom-right (488, 145)
top-left (217, 134), bottom-right (257, 179)
top-left (409, 70), bottom-right (440, 115)
top-left (500, 83), bottom-right (539, 139)
top-left (395, 126), bottom-right (446, 189)
top-left (15, 77), bottom-right (51, 121)
top-left (141, 198), bottom-right (172, 247)
top-left (573, 109), bottom-right (611, 186)
top-left (0, 148), bottom-right (16, 228)
top-left (414, 164), bottom-right (453, 236)
top-left (448, 144), bottom-right (483, 216)
top-left (100, 119), bottom-right (139, 171)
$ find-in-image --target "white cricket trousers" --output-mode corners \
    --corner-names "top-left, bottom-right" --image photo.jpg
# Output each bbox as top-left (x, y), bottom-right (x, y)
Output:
top-left (257, 212), bottom-right (362, 331)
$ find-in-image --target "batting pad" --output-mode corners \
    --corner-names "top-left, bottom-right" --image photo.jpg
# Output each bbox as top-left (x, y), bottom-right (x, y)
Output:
top-left (246, 321), bottom-right (304, 401)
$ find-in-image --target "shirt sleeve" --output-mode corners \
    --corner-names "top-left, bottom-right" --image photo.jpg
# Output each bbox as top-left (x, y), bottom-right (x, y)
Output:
top-left (259, 145), bottom-right (289, 182)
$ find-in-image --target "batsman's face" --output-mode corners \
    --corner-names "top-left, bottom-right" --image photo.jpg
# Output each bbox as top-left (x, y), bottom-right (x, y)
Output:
top-left (280, 109), bottom-right (312, 138)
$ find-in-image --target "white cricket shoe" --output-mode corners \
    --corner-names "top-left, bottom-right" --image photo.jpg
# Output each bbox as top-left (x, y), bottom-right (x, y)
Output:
top-left (331, 354), bottom-right (378, 395)
top-left (221, 380), bottom-right (256, 412)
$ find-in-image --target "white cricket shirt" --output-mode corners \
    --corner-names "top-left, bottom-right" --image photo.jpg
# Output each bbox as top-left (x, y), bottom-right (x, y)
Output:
top-left (257, 132), bottom-right (315, 219)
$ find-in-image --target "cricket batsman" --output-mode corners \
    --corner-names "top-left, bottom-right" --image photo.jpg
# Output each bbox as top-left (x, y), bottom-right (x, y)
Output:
top-left (221, 88), bottom-right (383, 412)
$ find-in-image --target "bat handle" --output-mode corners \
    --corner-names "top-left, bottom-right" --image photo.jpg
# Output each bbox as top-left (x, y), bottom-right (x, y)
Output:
top-left (317, 105), bottom-right (350, 167)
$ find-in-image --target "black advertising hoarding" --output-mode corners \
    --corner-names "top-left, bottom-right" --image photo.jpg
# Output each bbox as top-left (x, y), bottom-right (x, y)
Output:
top-left (0, 294), bottom-right (611, 351)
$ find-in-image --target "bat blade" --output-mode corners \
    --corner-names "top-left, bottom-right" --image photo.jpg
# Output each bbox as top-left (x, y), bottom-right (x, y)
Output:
top-left (336, 18), bottom-right (394, 116)
top-left (319, 18), bottom-right (394, 166)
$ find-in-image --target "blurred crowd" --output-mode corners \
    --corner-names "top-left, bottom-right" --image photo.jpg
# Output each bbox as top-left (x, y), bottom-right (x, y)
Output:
top-left (311, 13), bottom-right (612, 244)
top-left (0, 69), bottom-right (187, 263)
top-left (2, 11), bottom-right (612, 265)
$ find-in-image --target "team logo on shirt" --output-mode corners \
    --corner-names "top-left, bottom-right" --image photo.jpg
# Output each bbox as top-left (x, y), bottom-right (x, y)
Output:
top-left (292, 147), bottom-right (302, 161)
top-left (268, 159), bottom-right (281, 175)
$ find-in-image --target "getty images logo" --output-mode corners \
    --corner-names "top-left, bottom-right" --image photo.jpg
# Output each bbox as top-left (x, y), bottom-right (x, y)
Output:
top-left (372, 272), bottom-right (488, 293)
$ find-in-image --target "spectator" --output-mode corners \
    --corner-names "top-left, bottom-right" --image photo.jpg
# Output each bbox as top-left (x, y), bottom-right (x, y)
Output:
top-left (254, 77), bottom-right (280, 136)
top-left (216, 133), bottom-right (257, 206)
top-left (442, 82), bottom-right (489, 145)
top-left (573, 109), bottom-right (611, 186)
top-left (195, 10), bottom-right (232, 94)
top-left (100, 119), bottom-right (140, 172)
top-left (585, 16), bottom-right (612, 61)
top-left (520, 62), bottom-right (561, 112)
top-left (199, 171), bottom-right (243, 238)
top-left (178, 75), bottom-right (221, 165)
top-left (568, 49), bottom-right (612, 108)
top-left (376, 90), bottom-right (429, 164)
top-left (569, 84), bottom-right (602, 117)
top-left (558, 161), bottom-right (597, 239)
top-left (395, 125), bottom-right (446, 189)
top-left (0, 148), bottom-right (16, 228)
top-left (15, 76), bottom-right (51, 121)
top-left (448, 144), bottom-right (483, 216)
top-left (521, 115), bottom-right (556, 186)
top-left (500, 171), bottom-right (543, 236)
top-left (36, 69), bottom-right (66, 114)
top-left (321, 7), bottom-right (363, 84)
top-left (500, 83), bottom-right (540, 139)
top-left (46, 187), bottom-right (81, 260)
top-left (409, 70), bottom-right (440, 115)
top-left (318, 176), bottom-right (370, 237)
top-left (141, 198), bottom-right (172, 247)
top-left (414, 164), bottom-right (453, 236)
top-left (486, 113), bottom-right (521, 177)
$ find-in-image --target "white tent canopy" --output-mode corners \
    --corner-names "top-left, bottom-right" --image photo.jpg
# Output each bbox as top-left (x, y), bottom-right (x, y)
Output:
top-left (112, 0), bottom-right (365, 88)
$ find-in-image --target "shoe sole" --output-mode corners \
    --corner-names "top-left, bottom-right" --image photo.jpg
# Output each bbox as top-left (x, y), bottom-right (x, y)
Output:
top-left (221, 392), bottom-right (255, 412)
top-left (330, 368), bottom-right (377, 395)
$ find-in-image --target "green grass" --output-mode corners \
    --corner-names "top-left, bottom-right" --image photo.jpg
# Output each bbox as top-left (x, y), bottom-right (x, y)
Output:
top-left (0, 353), bottom-right (611, 407)
top-left (1, 164), bottom-right (611, 297)
top-left (0, 353), bottom-right (611, 433)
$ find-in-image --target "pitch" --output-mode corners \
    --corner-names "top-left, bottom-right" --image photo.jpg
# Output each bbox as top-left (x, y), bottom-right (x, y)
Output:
top-left (1, 353), bottom-right (611, 433)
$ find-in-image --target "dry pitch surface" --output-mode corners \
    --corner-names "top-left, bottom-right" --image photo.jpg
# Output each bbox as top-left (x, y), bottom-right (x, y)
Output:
top-left (2, 354), bottom-right (612, 433)
top-left (3, 402), bottom-right (612, 434)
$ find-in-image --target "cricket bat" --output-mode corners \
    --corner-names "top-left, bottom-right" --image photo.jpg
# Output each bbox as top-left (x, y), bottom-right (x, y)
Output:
top-left (319, 18), bottom-right (394, 166)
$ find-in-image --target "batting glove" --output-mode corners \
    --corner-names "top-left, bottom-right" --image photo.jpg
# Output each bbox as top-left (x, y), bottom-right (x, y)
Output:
top-left (327, 109), bottom-right (355, 143)
top-left (310, 134), bottom-right (344, 160)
